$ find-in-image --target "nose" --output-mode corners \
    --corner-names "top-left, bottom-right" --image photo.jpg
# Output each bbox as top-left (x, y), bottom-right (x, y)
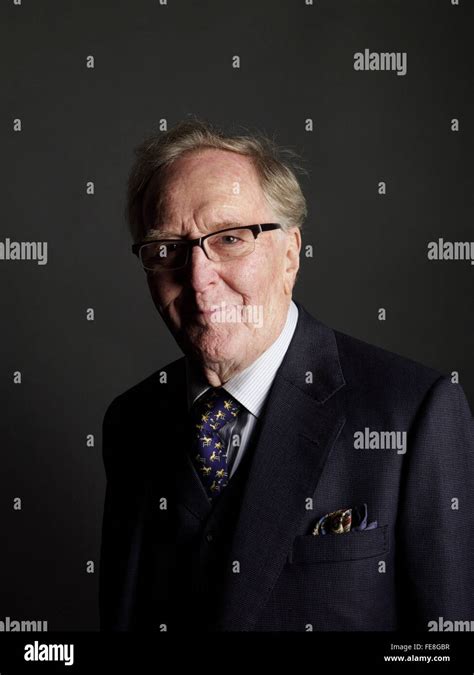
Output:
top-left (187, 243), bottom-right (218, 293)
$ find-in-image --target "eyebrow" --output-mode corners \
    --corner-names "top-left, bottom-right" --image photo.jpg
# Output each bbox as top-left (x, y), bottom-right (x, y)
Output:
top-left (146, 220), bottom-right (244, 240)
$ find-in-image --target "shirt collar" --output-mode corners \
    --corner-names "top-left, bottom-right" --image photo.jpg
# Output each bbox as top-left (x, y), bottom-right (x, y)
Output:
top-left (186, 299), bottom-right (299, 417)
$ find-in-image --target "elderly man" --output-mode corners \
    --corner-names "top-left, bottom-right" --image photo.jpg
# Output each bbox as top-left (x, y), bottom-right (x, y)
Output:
top-left (99, 118), bottom-right (474, 632)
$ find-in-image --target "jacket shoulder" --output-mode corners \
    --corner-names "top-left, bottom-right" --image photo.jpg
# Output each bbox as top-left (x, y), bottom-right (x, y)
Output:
top-left (333, 328), bottom-right (444, 401)
top-left (103, 356), bottom-right (185, 421)
top-left (101, 356), bottom-right (186, 475)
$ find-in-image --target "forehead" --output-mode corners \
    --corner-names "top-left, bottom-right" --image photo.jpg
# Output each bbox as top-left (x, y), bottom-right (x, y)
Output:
top-left (142, 149), bottom-right (267, 227)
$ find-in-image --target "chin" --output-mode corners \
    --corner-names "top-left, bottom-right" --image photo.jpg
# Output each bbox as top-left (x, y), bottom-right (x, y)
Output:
top-left (186, 325), bottom-right (244, 364)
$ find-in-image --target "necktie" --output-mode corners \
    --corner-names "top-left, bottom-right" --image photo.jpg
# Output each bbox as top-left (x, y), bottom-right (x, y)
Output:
top-left (189, 387), bottom-right (241, 500)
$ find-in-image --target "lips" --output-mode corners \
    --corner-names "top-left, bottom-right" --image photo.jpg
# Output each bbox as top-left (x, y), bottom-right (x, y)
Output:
top-left (195, 303), bottom-right (222, 313)
top-left (193, 302), bottom-right (235, 316)
top-left (196, 308), bottom-right (215, 314)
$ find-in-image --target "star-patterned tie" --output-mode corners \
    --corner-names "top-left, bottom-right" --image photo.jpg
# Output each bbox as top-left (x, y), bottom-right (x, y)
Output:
top-left (189, 387), bottom-right (242, 500)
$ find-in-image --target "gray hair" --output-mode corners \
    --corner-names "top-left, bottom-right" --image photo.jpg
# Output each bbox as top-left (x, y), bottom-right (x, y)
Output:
top-left (126, 117), bottom-right (308, 243)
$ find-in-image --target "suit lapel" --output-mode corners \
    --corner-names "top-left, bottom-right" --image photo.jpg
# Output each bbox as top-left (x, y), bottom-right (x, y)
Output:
top-left (174, 428), bottom-right (212, 520)
top-left (150, 363), bottom-right (212, 520)
top-left (215, 302), bottom-right (346, 630)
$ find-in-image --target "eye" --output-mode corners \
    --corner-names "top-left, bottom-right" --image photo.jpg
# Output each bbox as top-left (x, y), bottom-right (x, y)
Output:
top-left (219, 235), bottom-right (241, 245)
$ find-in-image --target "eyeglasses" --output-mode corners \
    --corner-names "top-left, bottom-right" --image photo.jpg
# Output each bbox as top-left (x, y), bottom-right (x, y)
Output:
top-left (132, 223), bottom-right (282, 272)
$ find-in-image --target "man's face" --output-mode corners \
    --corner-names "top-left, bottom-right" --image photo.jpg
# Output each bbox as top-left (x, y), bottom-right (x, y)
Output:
top-left (141, 148), bottom-right (301, 381)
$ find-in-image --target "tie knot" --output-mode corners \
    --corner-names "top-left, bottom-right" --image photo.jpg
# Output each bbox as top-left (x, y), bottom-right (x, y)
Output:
top-left (191, 387), bottom-right (241, 435)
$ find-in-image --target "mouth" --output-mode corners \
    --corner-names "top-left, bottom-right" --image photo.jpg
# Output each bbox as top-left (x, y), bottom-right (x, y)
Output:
top-left (195, 302), bottom-right (226, 314)
top-left (188, 302), bottom-right (236, 320)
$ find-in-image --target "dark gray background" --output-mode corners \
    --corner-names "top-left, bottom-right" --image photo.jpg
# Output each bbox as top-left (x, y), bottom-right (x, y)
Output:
top-left (1, 0), bottom-right (472, 630)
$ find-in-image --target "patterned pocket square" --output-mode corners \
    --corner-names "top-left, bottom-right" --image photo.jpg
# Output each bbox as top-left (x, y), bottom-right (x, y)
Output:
top-left (312, 503), bottom-right (378, 535)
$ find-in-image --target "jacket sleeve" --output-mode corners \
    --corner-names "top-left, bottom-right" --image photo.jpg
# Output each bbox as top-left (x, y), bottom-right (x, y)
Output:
top-left (396, 375), bottom-right (474, 629)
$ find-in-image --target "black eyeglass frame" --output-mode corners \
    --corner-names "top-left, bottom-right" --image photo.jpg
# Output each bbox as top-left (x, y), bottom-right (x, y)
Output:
top-left (131, 223), bottom-right (283, 271)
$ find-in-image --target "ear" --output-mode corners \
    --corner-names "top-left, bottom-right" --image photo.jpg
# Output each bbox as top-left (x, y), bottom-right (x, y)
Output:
top-left (283, 227), bottom-right (302, 295)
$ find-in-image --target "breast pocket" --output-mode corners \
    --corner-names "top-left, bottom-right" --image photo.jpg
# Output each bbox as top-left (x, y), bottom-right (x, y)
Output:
top-left (289, 525), bottom-right (389, 564)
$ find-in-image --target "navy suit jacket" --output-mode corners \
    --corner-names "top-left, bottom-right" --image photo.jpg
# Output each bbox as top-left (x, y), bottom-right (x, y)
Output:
top-left (99, 300), bottom-right (474, 631)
